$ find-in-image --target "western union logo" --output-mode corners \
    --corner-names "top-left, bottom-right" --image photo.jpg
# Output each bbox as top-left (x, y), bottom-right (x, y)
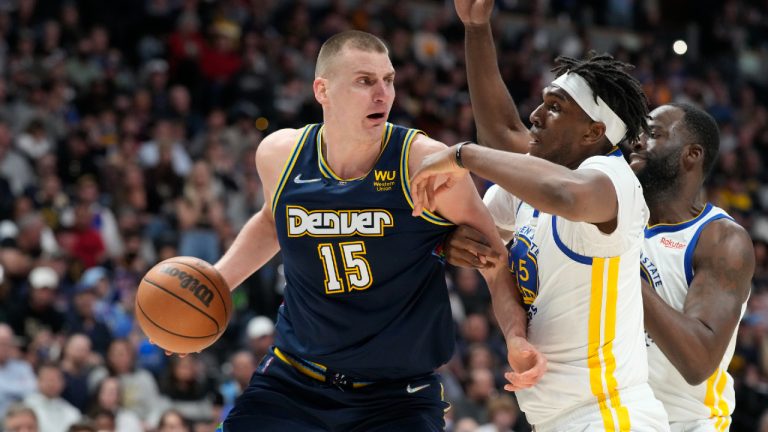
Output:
top-left (287, 206), bottom-right (393, 237)
top-left (373, 170), bottom-right (397, 192)
top-left (374, 170), bottom-right (396, 181)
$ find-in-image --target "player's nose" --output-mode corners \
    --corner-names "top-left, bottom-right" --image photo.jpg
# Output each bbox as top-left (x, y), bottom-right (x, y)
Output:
top-left (634, 133), bottom-right (648, 152)
top-left (529, 104), bottom-right (544, 127)
top-left (372, 81), bottom-right (390, 103)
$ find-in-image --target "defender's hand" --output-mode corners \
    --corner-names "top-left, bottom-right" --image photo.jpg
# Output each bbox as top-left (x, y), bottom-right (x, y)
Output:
top-left (446, 225), bottom-right (502, 269)
top-left (504, 336), bottom-right (546, 391)
top-left (455, 0), bottom-right (494, 27)
top-left (410, 145), bottom-right (467, 217)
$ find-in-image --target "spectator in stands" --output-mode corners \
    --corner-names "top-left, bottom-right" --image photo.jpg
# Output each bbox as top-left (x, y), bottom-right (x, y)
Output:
top-left (156, 409), bottom-right (192, 432)
top-left (0, 121), bottom-right (34, 196)
top-left (476, 394), bottom-right (522, 432)
top-left (175, 160), bottom-right (226, 263)
top-left (243, 315), bottom-right (274, 362)
top-left (3, 404), bottom-right (38, 432)
top-left (0, 324), bottom-right (37, 419)
top-left (65, 280), bottom-right (113, 356)
top-left (219, 350), bottom-right (256, 417)
top-left (158, 355), bottom-right (214, 423)
top-left (8, 266), bottom-right (65, 346)
top-left (24, 362), bottom-right (81, 432)
top-left (89, 339), bottom-right (162, 423)
top-left (88, 377), bottom-right (142, 432)
top-left (60, 333), bottom-right (99, 413)
top-left (450, 367), bottom-right (497, 424)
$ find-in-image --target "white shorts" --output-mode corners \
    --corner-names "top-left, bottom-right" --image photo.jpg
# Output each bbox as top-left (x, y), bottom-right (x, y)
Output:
top-left (669, 417), bottom-right (731, 432)
top-left (533, 385), bottom-right (670, 432)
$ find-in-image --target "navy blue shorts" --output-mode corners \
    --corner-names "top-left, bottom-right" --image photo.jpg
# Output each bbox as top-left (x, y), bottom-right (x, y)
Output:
top-left (221, 348), bottom-right (448, 431)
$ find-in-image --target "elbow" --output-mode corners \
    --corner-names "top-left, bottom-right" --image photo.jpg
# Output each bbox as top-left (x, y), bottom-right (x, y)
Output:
top-left (681, 370), bottom-right (710, 387)
top-left (542, 178), bottom-right (581, 220)
top-left (679, 360), bottom-right (718, 386)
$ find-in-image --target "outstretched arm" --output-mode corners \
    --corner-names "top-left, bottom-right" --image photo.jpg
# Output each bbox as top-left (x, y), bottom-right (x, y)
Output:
top-left (411, 143), bottom-right (618, 225)
top-left (456, 0), bottom-right (530, 152)
top-left (643, 220), bottom-right (754, 385)
top-left (410, 135), bottom-right (545, 389)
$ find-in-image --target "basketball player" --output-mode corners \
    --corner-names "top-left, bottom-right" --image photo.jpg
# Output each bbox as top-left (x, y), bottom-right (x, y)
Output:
top-left (444, 104), bottom-right (754, 431)
top-left (408, 0), bottom-right (670, 430)
top-left (206, 31), bottom-right (544, 431)
top-left (448, 3), bottom-right (753, 431)
top-left (631, 103), bottom-right (753, 431)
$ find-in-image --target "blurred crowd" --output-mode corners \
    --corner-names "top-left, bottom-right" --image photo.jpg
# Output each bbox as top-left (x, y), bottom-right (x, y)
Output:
top-left (0, 0), bottom-right (766, 431)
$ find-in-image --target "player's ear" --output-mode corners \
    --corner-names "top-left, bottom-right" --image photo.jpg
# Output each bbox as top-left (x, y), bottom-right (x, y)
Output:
top-left (682, 143), bottom-right (704, 172)
top-left (583, 121), bottom-right (606, 146)
top-left (314, 78), bottom-right (328, 105)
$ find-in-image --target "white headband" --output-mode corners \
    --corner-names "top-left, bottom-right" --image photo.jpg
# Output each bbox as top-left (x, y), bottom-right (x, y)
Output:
top-left (551, 72), bottom-right (628, 145)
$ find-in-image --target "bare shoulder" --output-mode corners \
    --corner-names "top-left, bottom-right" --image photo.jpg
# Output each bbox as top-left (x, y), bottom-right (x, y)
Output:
top-left (256, 127), bottom-right (306, 192)
top-left (694, 217), bottom-right (754, 299)
top-left (256, 128), bottom-right (305, 162)
top-left (410, 133), bottom-right (449, 153)
top-left (698, 217), bottom-right (754, 260)
top-left (408, 133), bottom-right (449, 171)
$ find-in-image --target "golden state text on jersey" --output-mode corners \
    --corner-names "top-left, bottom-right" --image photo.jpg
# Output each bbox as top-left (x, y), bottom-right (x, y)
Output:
top-left (269, 123), bottom-right (455, 381)
top-left (508, 222), bottom-right (540, 319)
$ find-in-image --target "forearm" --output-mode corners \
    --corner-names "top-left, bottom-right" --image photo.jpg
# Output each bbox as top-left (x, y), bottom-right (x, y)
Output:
top-left (465, 25), bottom-right (529, 152)
top-left (461, 145), bottom-right (580, 217)
top-left (643, 285), bottom-right (719, 384)
top-left (481, 266), bottom-right (528, 340)
top-left (214, 208), bottom-right (280, 290)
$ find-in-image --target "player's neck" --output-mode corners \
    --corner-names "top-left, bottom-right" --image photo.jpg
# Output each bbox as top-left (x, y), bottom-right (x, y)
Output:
top-left (646, 184), bottom-right (706, 226)
top-left (321, 127), bottom-right (382, 179)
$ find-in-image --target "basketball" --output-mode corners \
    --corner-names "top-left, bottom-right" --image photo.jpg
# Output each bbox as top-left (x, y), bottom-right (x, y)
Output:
top-left (135, 257), bottom-right (232, 354)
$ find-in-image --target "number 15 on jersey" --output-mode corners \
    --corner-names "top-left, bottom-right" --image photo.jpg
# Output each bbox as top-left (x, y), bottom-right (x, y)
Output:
top-left (318, 241), bottom-right (373, 294)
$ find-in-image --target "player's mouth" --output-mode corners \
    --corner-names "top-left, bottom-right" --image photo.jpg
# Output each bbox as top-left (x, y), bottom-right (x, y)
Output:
top-left (629, 152), bottom-right (647, 170)
top-left (367, 112), bottom-right (386, 121)
top-left (529, 129), bottom-right (541, 145)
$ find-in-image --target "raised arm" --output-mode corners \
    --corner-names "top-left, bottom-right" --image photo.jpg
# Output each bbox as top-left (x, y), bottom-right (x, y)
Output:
top-left (214, 129), bottom-right (300, 290)
top-left (456, 0), bottom-right (529, 152)
top-left (643, 220), bottom-right (754, 385)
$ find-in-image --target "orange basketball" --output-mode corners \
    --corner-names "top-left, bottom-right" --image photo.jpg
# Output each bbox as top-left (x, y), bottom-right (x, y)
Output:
top-left (135, 256), bottom-right (232, 354)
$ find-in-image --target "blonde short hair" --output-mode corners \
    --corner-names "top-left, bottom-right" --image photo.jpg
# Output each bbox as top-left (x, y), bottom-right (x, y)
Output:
top-left (315, 30), bottom-right (388, 77)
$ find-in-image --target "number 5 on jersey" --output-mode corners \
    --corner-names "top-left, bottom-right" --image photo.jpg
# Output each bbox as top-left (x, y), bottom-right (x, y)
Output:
top-left (318, 241), bottom-right (373, 294)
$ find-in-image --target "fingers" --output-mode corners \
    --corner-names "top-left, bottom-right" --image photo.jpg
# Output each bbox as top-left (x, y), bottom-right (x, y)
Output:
top-left (150, 339), bottom-right (189, 357)
top-left (446, 248), bottom-right (494, 269)
top-left (411, 174), bottom-right (427, 217)
top-left (451, 226), bottom-right (503, 262)
top-left (410, 173), bottom-right (442, 217)
top-left (425, 176), bottom-right (436, 213)
top-left (505, 349), bottom-right (547, 390)
top-left (504, 371), bottom-right (533, 391)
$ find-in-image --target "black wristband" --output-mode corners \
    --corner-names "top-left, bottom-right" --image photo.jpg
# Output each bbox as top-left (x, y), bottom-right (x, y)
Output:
top-left (455, 141), bottom-right (472, 168)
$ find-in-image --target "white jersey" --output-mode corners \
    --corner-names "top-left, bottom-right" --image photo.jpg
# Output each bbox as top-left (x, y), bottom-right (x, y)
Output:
top-left (642, 203), bottom-right (742, 430)
top-left (485, 149), bottom-right (667, 429)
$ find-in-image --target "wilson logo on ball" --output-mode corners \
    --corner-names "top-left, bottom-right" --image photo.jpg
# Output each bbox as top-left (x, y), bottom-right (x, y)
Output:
top-left (159, 265), bottom-right (214, 307)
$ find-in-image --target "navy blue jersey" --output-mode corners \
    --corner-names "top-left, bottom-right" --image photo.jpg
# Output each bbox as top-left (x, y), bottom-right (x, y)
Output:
top-left (271, 123), bottom-right (454, 380)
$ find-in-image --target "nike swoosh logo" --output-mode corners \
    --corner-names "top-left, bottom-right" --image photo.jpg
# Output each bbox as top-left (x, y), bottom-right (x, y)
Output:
top-left (406, 383), bottom-right (430, 394)
top-left (294, 174), bottom-right (322, 184)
